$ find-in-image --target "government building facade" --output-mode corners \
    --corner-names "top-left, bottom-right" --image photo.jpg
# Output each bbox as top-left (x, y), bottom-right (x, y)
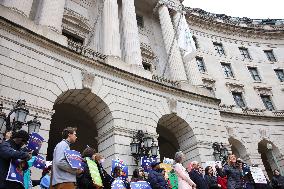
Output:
top-left (0, 0), bottom-right (284, 179)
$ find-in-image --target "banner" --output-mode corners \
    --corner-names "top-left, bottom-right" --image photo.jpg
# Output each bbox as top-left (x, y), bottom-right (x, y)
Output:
top-left (86, 157), bottom-right (103, 187)
top-left (111, 159), bottom-right (128, 179)
top-left (6, 160), bottom-right (27, 186)
top-left (111, 178), bottom-right (127, 189)
top-left (27, 132), bottom-right (44, 153)
top-left (130, 181), bottom-right (151, 189)
top-left (168, 170), bottom-right (178, 189)
top-left (64, 150), bottom-right (82, 169)
top-left (250, 167), bottom-right (267, 184)
top-left (140, 157), bottom-right (157, 173)
top-left (33, 155), bottom-right (45, 169)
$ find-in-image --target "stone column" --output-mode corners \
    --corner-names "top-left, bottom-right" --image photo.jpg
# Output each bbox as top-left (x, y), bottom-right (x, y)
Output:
top-left (103, 0), bottom-right (121, 57)
top-left (158, 4), bottom-right (187, 82)
top-left (121, 0), bottom-right (143, 66)
top-left (36, 0), bottom-right (66, 33)
top-left (2, 0), bottom-right (33, 17)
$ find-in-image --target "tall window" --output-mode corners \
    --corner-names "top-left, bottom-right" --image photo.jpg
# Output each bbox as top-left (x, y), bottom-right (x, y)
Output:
top-left (264, 50), bottom-right (276, 62)
top-left (232, 92), bottom-right (246, 108)
top-left (221, 63), bottom-right (234, 78)
top-left (239, 47), bottom-right (251, 60)
top-left (136, 15), bottom-right (144, 28)
top-left (196, 57), bottom-right (206, 73)
top-left (248, 67), bottom-right (261, 81)
top-left (192, 36), bottom-right (199, 49)
top-left (260, 95), bottom-right (274, 111)
top-left (275, 69), bottom-right (284, 82)
top-left (213, 42), bottom-right (225, 55)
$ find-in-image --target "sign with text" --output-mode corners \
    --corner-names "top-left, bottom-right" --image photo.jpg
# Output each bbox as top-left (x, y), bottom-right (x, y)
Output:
top-left (64, 150), bottom-right (82, 169)
top-left (111, 159), bottom-right (128, 179)
top-left (27, 132), bottom-right (44, 153)
top-left (33, 155), bottom-right (45, 169)
top-left (250, 167), bottom-right (267, 184)
top-left (140, 157), bottom-right (157, 173)
top-left (130, 181), bottom-right (151, 189)
top-left (6, 160), bottom-right (27, 186)
top-left (111, 178), bottom-right (127, 189)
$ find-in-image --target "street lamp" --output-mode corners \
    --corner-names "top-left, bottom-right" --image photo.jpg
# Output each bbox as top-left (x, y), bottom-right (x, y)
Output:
top-left (212, 142), bottom-right (228, 164)
top-left (0, 100), bottom-right (41, 135)
top-left (130, 130), bottom-right (159, 164)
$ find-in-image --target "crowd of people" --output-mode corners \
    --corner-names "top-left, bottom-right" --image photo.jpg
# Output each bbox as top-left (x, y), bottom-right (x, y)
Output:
top-left (0, 127), bottom-right (284, 189)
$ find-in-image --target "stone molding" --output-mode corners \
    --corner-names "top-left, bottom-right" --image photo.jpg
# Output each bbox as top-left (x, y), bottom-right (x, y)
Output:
top-left (81, 70), bottom-right (95, 90)
top-left (254, 86), bottom-right (273, 96)
top-left (226, 82), bottom-right (244, 93)
top-left (154, 0), bottom-right (183, 12)
top-left (166, 97), bottom-right (177, 114)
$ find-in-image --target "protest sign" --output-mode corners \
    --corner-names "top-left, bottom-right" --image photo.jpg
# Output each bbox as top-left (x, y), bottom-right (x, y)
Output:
top-left (64, 150), bottom-right (82, 169)
top-left (163, 158), bottom-right (174, 165)
top-left (6, 160), bottom-right (27, 186)
top-left (140, 157), bottom-right (157, 173)
top-left (168, 170), bottom-right (178, 189)
top-left (111, 178), bottom-right (127, 189)
top-left (86, 157), bottom-right (103, 187)
top-left (33, 155), bottom-right (46, 169)
top-left (112, 159), bottom-right (128, 179)
top-left (27, 132), bottom-right (44, 153)
top-left (130, 181), bottom-right (151, 189)
top-left (250, 167), bottom-right (267, 184)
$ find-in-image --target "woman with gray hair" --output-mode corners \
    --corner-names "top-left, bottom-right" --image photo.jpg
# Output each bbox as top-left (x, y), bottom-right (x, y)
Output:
top-left (173, 151), bottom-right (196, 189)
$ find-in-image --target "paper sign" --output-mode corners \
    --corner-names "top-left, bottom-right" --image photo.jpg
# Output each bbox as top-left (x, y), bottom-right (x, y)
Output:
top-left (130, 181), bottom-right (151, 189)
top-left (27, 132), bottom-right (44, 153)
top-left (111, 178), bottom-right (127, 189)
top-left (33, 155), bottom-right (45, 169)
top-left (140, 157), bottom-right (157, 173)
top-left (250, 167), bottom-right (267, 184)
top-left (6, 160), bottom-right (27, 186)
top-left (111, 159), bottom-right (128, 179)
top-left (64, 150), bottom-right (82, 169)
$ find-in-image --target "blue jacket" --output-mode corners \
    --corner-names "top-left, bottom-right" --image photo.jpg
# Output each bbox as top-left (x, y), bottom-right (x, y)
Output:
top-left (0, 140), bottom-right (29, 188)
top-left (188, 169), bottom-right (208, 189)
top-left (217, 165), bottom-right (243, 189)
top-left (148, 169), bottom-right (169, 189)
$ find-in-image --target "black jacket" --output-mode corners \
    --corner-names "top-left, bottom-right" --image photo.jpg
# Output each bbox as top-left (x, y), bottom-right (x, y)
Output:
top-left (204, 175), bottom-right (220, 189)
top-left (272, 175), bottom-right (284, 189)
top-left (0, 140), bottom-right (29, 189)
top-left (188, 169), bottom-right (208, 189)
top-left (148, 169), bottom-right (169, 189)
top-left (217, 165), bottom-right (243, 189)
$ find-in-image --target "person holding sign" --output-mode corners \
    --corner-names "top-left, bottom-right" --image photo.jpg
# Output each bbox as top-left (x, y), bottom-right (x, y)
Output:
top-left (204, 166), bottom-right (221, 189)
top-left (51, 127), bottom-right (82, 189)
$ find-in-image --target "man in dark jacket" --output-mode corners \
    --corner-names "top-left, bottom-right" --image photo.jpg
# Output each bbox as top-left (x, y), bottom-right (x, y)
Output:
top-left (188, 161), bottom-right (208, 189)
top-left (148, 162), bottom-right (169, 189)
top-left (0, 130), bottom-right (31, 189)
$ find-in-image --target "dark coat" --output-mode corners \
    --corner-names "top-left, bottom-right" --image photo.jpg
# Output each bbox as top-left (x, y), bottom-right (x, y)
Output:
top-left (204, 175), bottom-right (220, 189)
top-left (188, 169), bottom-right (208, 189)
top-left (148, 169), bottom-right (169, 189)
top-left (272, 175), bottom-right (284, 189)
top-left (0, 140), bottom-right (29, 189)
top-left (217, 165), bottom-right (243, 189)
top-left (77, 160), bottom-right (96, 189)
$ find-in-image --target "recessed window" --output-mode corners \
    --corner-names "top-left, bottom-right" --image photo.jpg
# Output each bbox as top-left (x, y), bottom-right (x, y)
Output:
top-left (232, 92), bottom-right (246, 108)
top-left (62, 30), bottom-right (84, 45)
top-left (213, 42), bottom-right (225, 55)
top-left (221, 63), bottom-right (234, 78)
top-left (196, 57), bottom-right (206, 73)
top-left (239, 47), bottom-right (251, 60)
top-left (142, 62), bottom-right (151, 71)
top-left (248, 67), bottom-right (261, 81)
top-left (136, 15), bottom-right (144, 28)
top-left (264, 50), bottom-right (277, 62)
top-left (275, 69), bottom-right (284, 82)
top-left (260, 95), bottom-right (274, 111)
top-left (192, 36), bottom-right (199, 49)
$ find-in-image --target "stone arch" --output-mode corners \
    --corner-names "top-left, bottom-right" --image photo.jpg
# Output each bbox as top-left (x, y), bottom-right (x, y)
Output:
top-left (228, 137), bottom-right (251, 164)
top-left (46, 89), bottom-right (114, 160)
top-left (157, 113), bottom-right (197, 162)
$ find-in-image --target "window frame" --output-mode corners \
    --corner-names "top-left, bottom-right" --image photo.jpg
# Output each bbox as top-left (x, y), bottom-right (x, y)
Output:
top-left (213, 42), bottom-right (225, 55)
top-left (239, 47), bottom-right (251, 60)
top-left (248, 67), bottom-right (262, 82)
top-left (264, 50), bottom-right (277, 62)
top-left (232, 92), bottom-right (246, 108)
top-left (136, 15), bottom-right (144, 28)
top-left (274, 69), bottom-right (284, 82)
top-left (196, 57), bottom-right (206, 73)
top-left (221, 63), bottom-right (234, 78)
top-left (260, 95), bottom-right (275, 111)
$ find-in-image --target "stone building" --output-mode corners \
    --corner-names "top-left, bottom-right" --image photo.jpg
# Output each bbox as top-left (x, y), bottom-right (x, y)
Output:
top-left (0, 0), bottom-right (283, 179)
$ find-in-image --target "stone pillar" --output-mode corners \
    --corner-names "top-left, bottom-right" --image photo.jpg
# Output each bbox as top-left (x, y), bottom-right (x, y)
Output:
top-left (36, 0), bottom-right (66, 33)
top-left (157, 4), bottom-right (187, 82)
top-left (121, 0), bottom-right (143, 66)
top-left (2, 0), bottom-right (33, 17)
top-left (103, 0), bottom-right (121, 57)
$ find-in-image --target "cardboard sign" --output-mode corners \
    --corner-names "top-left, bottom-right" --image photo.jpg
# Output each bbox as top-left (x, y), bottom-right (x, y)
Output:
top-left (140, 157), bottom-right (157, 173)
top-left (130, 181), bottom-right (151, 189)
top-left (27, 132), bottom-right (44, 153)
top-left (111, 159), bottom-right (128, 179)
top-left (250, 167), bottom-right (267, 184)
top-left (111, 178), bottom-right (127, 189)
top-left (6, 160), bottom-right (27, 186)
top-left (33, 155), bottom-right (45, 169)
top-left (86, 157), bottom-right (103, 186)
top-left (64, 150), bottom-right (82, 169)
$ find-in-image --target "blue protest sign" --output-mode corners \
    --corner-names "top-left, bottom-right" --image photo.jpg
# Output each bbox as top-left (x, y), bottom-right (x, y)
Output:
top-left (6, 160), bottom-right (27, 186)
top-left (140, 157), bottom-right (157, 173)
top-left (64, 150), bottom-right (82, 169)
top-left (111, 178), bottom-right (127, 189)
top-left (111, 159), bottom-right (128, 179)
top-left (33, 155), bottom-right (45, 169)
top-left (130, 181), bottom-right (152, 189)
top-left (27, 132), bottom-right (44, 153)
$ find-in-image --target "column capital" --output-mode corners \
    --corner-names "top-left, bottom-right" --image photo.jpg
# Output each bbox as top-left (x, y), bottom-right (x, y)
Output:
top-left (154, 0), bottom-right (183, 13)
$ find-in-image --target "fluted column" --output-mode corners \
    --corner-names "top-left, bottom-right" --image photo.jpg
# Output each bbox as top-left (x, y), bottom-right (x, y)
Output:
top-left (158, 4), bottom-right (187, 82)
top-left (121, 0), bottom-right (143, 66)
top-left (103, 0), bottom-right (121, 57)
top-left (2, 0), bottom-right (33, 17)
top-left (37, 0), bottom-right (66, 33)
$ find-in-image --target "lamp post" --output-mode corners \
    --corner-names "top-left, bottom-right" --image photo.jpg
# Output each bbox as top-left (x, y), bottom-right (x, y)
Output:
top-left (267, 143), bottom-right (283, 175)
top-left (130, 130), bottom-right (159, 164)
top-left (0, 100), bottom-right (41, 135)
top-left (212, 142), bottom-right (229, 164)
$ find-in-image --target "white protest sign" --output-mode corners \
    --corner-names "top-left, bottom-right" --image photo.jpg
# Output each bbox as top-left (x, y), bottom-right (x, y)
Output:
top-left (250, 167), bottom-right (267, 184)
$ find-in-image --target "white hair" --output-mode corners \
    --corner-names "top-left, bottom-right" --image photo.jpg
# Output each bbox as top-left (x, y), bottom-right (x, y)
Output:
top-left (174, 151), bottom-right (184, 163)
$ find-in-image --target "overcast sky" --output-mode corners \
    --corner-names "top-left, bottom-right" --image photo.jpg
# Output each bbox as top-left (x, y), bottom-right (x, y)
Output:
top-left (183, 0), bottom-right (284, 19)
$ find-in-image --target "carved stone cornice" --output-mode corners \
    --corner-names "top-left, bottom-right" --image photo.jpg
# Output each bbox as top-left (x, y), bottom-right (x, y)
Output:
top-left (226, 82), bottom-right (244, 93)
top-left (154, 0), bottom-right (183, 12)
top-left (202, 77), bottom-right (216, 89)
top-left (254, 86), bottom-right (273, 96)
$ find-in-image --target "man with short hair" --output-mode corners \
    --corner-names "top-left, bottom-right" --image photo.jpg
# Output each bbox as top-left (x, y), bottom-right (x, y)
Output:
top-left (51, 127), bottom-right (82, 189)
top-left (0, 130), bottom-right (32, 189)
top-left (188, 161), bottom-right (208, 189)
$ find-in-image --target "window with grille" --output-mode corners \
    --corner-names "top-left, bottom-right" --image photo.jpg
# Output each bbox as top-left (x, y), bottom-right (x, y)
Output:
top-left (264, 50), bottom-right (276, 62)
top-left (275, 69), bottom-right (284, 82)
top-left (239, 47), bottom-right (251, 60)
top-left (136, 15), bottom-right (144, 28)
top-left (260, 95), bottom-right (274, 111)
top-left (196, 57), bottom-right (206, 73)
top-left (248, 67), bottom-right (261, 81)
top-left (221, 63), bottom-right (234, 78)
top-left (232, 92), bottom-right (246, 108)
top-left (213, 42), bottom-right (225, 55)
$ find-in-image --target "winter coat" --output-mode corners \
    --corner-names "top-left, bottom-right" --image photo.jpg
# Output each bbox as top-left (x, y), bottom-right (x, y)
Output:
top-left (0, 140), bottom-right (29, 189)
top-left (204, 175), bottom-right (220, 189)
top-left (217, 165), bottom-right (243, 189)
top-left (174, 163), bottom-right (195, 189)
top-left (217, 176), bottom-right (227, 189)
top-left (272, 175), bottom-right (284, 189)
top-left (77, 160), bottom-right (97, 189)
top-left (148, 169), bottom-right (169, 189)
top-left (188, 169), bottom-right (208, 189)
